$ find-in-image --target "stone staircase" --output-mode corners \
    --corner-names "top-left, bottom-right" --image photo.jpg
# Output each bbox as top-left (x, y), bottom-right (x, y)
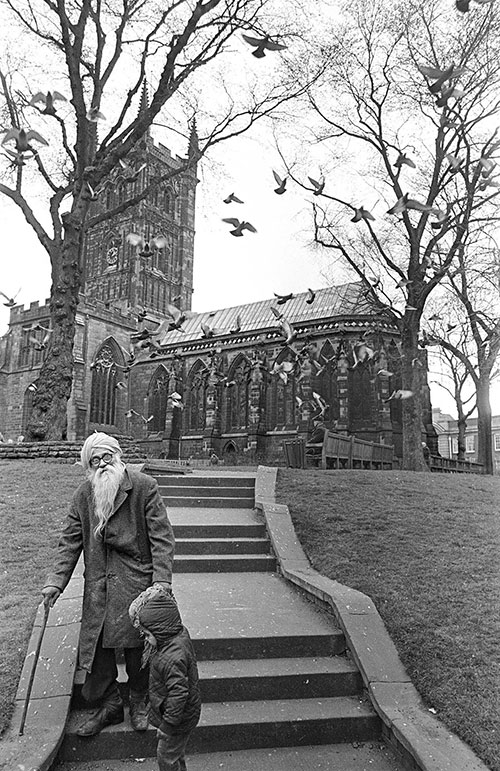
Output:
top-left (56, 472), bottom-right (383, 766)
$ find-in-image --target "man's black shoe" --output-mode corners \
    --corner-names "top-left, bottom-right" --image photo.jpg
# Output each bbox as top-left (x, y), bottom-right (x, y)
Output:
top-left (76, 704), bottom-right (124, 736)
top-left (129, 695), bottom-right (149, 731)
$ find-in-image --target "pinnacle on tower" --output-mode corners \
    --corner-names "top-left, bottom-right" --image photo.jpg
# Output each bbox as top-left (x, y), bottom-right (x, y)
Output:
top-left (188, 118), bottom-right (200, 162)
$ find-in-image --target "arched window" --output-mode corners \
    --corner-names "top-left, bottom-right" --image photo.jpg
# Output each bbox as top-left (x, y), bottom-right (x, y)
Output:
top-left (268, 352), bottom-right (297, 428)
top-left (348, 340), bottom-right (375, 427)
top-left (148, 367), bottom-right (170, 432)
top-left (21, 386), bottom-right (35, 433)
top-left (314, 340), bottom-right (340, 423)
top-left (226, 355), bottom-right (251, 430)
top-left (89, 339), bottom-right (124, 425)
top-left (186, 360), bottom-right (207, 431)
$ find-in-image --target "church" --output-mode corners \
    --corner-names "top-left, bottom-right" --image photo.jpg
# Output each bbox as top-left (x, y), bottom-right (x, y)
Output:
top-left (0, 120), bottom-right (436, 464)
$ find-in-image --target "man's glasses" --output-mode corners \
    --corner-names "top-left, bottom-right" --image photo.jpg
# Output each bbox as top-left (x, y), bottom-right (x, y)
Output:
top-left (89, 452), bottom-right (114, 468)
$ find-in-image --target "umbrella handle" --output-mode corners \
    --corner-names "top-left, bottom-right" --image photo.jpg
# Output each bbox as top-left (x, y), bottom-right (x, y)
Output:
top-left (18, 601), bottom-right (50, 736)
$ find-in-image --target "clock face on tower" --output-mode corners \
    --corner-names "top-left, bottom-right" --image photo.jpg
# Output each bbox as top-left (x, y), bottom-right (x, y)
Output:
top-left (106, 246), bottom-right (118, 265)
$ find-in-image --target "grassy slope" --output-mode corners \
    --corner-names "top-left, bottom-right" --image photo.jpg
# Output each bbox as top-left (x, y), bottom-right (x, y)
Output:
top-left (276, 468), bottom-right (500, 771)
top-left (0, 461), bottom-right (85, 736)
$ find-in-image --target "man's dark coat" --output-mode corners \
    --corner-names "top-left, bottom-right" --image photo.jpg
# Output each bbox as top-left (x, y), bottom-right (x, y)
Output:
top-left (45, 468), bottom-right (175, 671)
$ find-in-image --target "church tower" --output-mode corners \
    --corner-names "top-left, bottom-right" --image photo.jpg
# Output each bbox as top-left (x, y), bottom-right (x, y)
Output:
top-left (82, 85), bottom-right (198, 319)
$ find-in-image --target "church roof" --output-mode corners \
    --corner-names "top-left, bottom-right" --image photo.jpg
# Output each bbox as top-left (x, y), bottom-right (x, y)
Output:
top-left (157, 281), bottom-right (378, 346)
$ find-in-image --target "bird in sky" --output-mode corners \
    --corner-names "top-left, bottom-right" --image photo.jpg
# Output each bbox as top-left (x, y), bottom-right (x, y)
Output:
top-left (222, 218), bottom-right (257, 237)
top-left (351, 207), bottom-right (375, 223)
top-left (383, 390), bottom-right (414, 402)
top-left (308, 176), bottom-right (325, 195)
top-left (115, 381), bottom-right (127, 391)
top-left (456, 0), bottom-right (494, 10)
top-left (274, 292), bottom-right (294, 305)
top-left (418, 63), bottom-right (467, 88)
top-left (306, 288), bottom-right (316, 304)
top-left (0, 289), bottom-right (21, 307)
top-left (201, 321), bottom-right (216, 339)
top-left (270, 360), bottom-right (295, 384)
top-left (223, 192), bottom-right (244, 204)
top-left (352, 342), bottom-right (375, 367)
top-left (312, 391), bottom-right (328, 419)
top-left (394, 153), bottom-right (416, 170)
top-left (387, 194), bottom-right (435, 215)
top-left (241, 33), bottom-right (287, 58)
top-left (169, 392), bottom-right (184, 410)
top-left (117, 159), bottom-right (147, 184)
top-left (396, 277), bottom-right (412, 289)
top-left (29, 91), bottom-right (67, 116)
top-left (270, 305), bottom-right (283, 320)
top-left (29, 331), bottom-right (52, 350)
top-left (229, 314), bottom-right (242, 334)
top-left (272, 170), bottom-right (287, 194)
top-left (376, 368), bottom-right (394, 377)
top-left (137, 307), bottom-right (148, 322)
top-left (280, 318), bottom-right (297, 346)
top-left (130, 328), bottom-right (152, 342)
top-left (86, 106), bottom-right (106, 122)
top-left (1, 127), bottom-right (49, 155)
top-left (446, 153), bottom-right (463, 172)
top-left (126, 233), bottom-right (168, 254)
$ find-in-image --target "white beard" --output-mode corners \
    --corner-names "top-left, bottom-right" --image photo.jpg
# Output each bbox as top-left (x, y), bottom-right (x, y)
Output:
top-left (90, 460), bottom-right (126, 538)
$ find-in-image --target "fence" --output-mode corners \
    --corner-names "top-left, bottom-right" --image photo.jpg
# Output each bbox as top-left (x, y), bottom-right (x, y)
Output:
top-left (428, 455), bottom-right (483, 474)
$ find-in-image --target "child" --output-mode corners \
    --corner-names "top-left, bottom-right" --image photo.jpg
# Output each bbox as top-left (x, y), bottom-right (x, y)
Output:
top-left (129, 585), bottom-right (201, 771)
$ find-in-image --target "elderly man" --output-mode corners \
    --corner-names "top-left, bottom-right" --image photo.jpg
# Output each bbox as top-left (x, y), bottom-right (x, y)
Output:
top-left (42, 432), bottom-right (175, 737)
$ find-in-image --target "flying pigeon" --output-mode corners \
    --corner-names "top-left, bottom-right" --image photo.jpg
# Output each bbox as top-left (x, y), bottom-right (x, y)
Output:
top-left (117, 159), bottom-right (147, 183)
top-left (351, 207), bottom-right (375, 223)
top-left (169, 392), bottom-right (184, 410)
top-left (223, 193), bottom-right (244, 204)
top-left (86, 106), bottom-right (106, 122)
top-left (241, 33), bottom-right (287, 58)
top-left (270, 306), bottom-right (284, 320)
top-left (308, 176), bottom-right (325, 195)
top-left (306, 288), bottom-right (316, 304)
top-left (0, 289), bottom-right (21, 307)
top-left (274, 292), bottom-right (294, 305)
top-left (126, 233), bottom-right (167, 254)
top-left (222, 218), bottom-right (257, 237)
top-left (229, 314), bottom-right (242, 334)
top-left (2, 127), bottom-right (49, 153)
top-left (383, 389), bottom-right (414, 402)
top-left (272, 170), bottom-right (287, 194)
top-left (29, 91), bottom-right (67, 116)
top-left (280, 318), bottom-right (297, 346)
top-left (394, 153), bottom-right (416, 169)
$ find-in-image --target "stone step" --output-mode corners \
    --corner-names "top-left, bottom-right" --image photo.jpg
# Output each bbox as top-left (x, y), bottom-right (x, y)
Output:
top-left (159, 484), bottom-right (254, 498)
top-left (173, 554), bottom-right (276, 573)
top-left (175, 537), bottom-right (271, 555)
top-left (54, 741), bottom-right (402, 771)
top-left (60, 696), bottom-right (380, 761)
top-left (156, 476), bottom-right (255, 488)
top-left (172, 522), bottom-right (267, 538)
top-left (163, 495), bottom-right (255, 508)
top-left (193, 631), bottom-right (346, 662)
top-left (198, 656), bottom-right (362, 702)
top-left (74, 653), bottom-right (356, 707)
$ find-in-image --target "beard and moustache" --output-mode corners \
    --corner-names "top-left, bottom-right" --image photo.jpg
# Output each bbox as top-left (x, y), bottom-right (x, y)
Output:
top-left (89, 458), bottom-right (126, 538)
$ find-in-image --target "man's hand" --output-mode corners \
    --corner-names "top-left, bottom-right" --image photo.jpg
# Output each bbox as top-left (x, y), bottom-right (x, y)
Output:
top-left (42, 585), bottom-right (61, 607)
top-left (153, 581), bottom-right (172, 593)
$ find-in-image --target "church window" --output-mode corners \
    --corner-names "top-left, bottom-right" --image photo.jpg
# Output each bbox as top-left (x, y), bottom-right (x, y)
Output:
top-left (18, 324), bottom-right (49, 368)
top-left (348, 355), bottom-right (374, 426)
top-left (314, 340), bottom-right (340, 422)
top-left (186, 361), bottom-right (207, 431)
top-left (89, 340), bottom-right (123, 425)
top-left (21, 386), bottom-right (35, 433)
top-left (226, 356), bottom-right (250, 430)
top-left (148, 367), bottom-right (170, 432)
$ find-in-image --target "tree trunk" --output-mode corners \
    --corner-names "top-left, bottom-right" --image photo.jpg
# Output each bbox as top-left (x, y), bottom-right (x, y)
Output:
top-left (476, 376), bottom-right (493, 475)
top-left (26, 208), bottom-right (85, 441)
top-left (400, 320), bottom-right (428, 472)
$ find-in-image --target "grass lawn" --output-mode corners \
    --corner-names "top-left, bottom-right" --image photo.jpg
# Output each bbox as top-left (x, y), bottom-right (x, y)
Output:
top-left (276, 468), bottom-right (500, 771)
top-left (0, 460), bottom-right (85, 737)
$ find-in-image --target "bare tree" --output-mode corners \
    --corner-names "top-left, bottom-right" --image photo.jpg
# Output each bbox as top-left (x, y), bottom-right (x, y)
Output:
top-left (278, 0), bottom-right (500, 470)
top-left (425, 243), bottom-right (500, 472)
top-left (0, 0), bottom-right (311, 440)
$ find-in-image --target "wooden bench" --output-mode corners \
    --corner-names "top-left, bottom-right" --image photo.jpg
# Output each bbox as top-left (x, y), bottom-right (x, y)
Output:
top-left (428, 455), bottom-right (484, 474)
top-left (307, 431), bottom-right (394, 470)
